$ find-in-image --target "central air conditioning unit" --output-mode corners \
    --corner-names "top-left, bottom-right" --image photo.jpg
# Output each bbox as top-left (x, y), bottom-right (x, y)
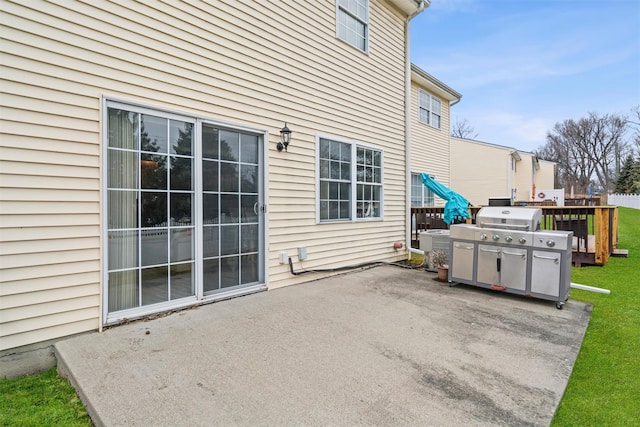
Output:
top-left (419, 229), bottom-right (451, 271)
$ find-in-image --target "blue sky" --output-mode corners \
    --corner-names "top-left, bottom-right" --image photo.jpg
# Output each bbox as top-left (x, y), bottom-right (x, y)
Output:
top-left (410, 0), bottom-right (640, 153)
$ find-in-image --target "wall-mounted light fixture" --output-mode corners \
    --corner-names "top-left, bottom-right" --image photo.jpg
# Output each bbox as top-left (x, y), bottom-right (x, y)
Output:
top-left (277, 123), bottom-right (292, 152)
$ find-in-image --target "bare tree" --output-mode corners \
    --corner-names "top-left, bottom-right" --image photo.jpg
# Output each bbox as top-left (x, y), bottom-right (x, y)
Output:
top-left (538, 112), bottom-right (629, 193)
top-left (628, 105), bottom-right (640, 156)
top-left (451, 118), bottom-right (478, 139)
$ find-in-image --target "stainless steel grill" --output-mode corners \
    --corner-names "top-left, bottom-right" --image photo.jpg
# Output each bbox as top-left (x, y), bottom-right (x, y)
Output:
top-left (449, 207), bottom-right (573, 309)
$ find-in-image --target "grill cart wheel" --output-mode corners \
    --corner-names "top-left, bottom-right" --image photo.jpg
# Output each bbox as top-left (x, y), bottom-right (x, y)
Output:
top-left (556, 302), bottom-right (564, 310)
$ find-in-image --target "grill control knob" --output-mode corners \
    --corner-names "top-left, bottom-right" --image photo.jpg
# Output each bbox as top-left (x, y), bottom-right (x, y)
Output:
top-left (518, 237), bottom-right (527, 244)
top-left (480, 233), bottom-right (487, 240)
top-left (492, 234), bottom-right (500, 241)
top-left (547, 240), bottom-right (556, 247)
top-left (505, 236), bottom-right (513, 242)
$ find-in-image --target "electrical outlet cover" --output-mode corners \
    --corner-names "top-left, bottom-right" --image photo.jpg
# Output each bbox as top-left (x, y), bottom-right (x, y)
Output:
top-left (279, 252), bottom-right (288, 264)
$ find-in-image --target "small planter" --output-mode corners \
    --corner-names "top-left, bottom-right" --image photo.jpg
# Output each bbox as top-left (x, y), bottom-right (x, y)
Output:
top-left (431, 250), bottom-right (448, 281)
top-left (437, 264), bottom-right (449, 282)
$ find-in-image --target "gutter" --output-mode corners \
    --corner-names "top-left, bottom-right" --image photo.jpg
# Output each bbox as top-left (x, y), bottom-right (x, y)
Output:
top-left (405, 0), bottom-right (427, 254)
top-left (411, 0), bottom-right (428, 16)
top-left (410, 64), bottom-right (461, 101)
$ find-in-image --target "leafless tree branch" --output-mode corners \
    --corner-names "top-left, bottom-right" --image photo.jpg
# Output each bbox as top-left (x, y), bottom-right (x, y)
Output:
top-left (451, 118), bottom-right (478, 140)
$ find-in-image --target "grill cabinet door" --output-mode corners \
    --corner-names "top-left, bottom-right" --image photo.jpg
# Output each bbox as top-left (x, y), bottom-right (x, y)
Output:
top-left (477, 245), bottom-right (500, 285)
top-left (530, 250), bottom-right (561, 297)
top-left (500, 248), bottom-right (527, 291)
top-left (451, 241), bottom-right (475, 282)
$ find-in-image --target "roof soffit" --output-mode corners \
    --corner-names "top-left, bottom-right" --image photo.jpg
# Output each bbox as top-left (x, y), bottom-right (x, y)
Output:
top-left (411, 72), bottom-right (460, 101)
top-left (385, 0), bottom-right (426, 16)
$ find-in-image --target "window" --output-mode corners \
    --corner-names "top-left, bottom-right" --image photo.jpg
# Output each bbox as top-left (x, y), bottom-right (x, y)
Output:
top-left (319, 139), bottom-right (351, 221)
top-left (411, 173), bottom-right (435, 207)
top-left (319, 137), bottom-right (382, 221)
top-left (337, 0), bottom-right (368, 52)
top-left (356, 146), bottom-right (382, 219)
top-left (418, 90), bottom-right (442, 129)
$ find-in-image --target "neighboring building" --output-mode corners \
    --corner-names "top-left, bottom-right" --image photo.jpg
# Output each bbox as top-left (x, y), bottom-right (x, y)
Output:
top-left (409, 64), bottom-right (461, 207)
top-left (450, 137), bottom-right (557, 206)
top-left (518, 155), bottom-right (556, 203)
top-left (0, 0), bottom-right (427, 352)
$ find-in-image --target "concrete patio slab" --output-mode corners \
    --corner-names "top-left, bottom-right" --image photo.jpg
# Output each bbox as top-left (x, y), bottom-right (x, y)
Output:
top-left (55, 265), bottom-right (591, 426)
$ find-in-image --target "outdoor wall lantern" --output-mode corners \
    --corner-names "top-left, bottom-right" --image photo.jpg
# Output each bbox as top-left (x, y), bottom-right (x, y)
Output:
top-left (277, 123), bottom-right (292, 152)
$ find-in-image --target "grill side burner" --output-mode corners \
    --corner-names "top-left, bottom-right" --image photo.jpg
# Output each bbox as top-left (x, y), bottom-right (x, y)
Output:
top-left (449, 207), bottom-right (573, 309)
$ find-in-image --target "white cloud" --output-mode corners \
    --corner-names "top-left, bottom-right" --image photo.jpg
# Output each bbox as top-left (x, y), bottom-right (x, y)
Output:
top-left (453, 110), bottom-right (554, 152)
top-left (415, 0), bottom-right (640, 152)
top-left (413, 4), bottom-right (638, 90)
top-left (420, 34), bottom-right (631, 91)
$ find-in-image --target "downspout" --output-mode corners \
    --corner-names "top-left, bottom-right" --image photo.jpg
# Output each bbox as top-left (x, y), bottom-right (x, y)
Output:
top-left (405, 0), bottom-right (427, 254)
top-left (447, 95), bottom-right (461, 209)
top-left (507, 154), bottom-right (513, 202)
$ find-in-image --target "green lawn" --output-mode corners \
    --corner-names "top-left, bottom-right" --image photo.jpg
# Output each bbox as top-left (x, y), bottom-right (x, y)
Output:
top-left (552, 206), bottom-right (640, 426)
top-left (1, 208), bottom-right (638, 426)
top-left (0, 367), bottom-right (91, 427)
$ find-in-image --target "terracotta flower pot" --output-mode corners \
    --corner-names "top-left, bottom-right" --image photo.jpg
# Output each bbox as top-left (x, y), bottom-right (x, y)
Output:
top-left (437, 265), bottom-right (449, 282)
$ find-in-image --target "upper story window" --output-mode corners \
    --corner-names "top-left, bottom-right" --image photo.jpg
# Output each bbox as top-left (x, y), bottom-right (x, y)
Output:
top-left (337, 0), bottom-right (369, 52)
top-left (418, 90), bottom-right (442, 129)
top-left (318, 137), bottom-right (382, 222)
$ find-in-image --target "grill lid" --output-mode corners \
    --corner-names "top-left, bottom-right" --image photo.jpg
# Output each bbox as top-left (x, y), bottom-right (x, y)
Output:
top-left (476, 206), bottom-right (542, 231)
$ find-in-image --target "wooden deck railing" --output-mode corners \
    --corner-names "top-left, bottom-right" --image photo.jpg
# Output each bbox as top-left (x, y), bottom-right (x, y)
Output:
top-left (411, 205), bottom-right (619, 266)
top-left (565, 197), bottom-right (601, 206)
top-left (515, 200), bottom-right (557, 207)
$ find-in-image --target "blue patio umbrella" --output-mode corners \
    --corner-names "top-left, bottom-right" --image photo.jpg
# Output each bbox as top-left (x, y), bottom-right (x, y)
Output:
top-left (420, 172), bottom-right (472, 224)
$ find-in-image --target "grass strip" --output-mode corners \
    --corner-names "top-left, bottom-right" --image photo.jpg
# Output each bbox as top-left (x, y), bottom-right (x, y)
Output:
top-left (552, 206), bottom-right (640, 425)
top-left (0, 367), bottom-right (91, 427)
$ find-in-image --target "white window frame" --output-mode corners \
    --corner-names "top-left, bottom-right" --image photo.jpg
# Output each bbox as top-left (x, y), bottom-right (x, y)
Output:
top-left (336, 0), bottom-right (369, 52)
top-left (316, 134), bottom-right (383, 223)
top-left (418, 89), bottom-right (442, 129)
top-left (411, 173), bottom-right (435, 207)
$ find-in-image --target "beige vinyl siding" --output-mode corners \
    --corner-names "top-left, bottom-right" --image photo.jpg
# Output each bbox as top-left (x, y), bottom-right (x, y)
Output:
top-left (1, 0), bottom-right (409, 348)
top-left (409, 81), bottom-right (451, 206)
top-left (450, 138), bottom-right (558, 206)
top-left (450, 138), bottom-right (511, 206)
top-left (0, 97), bottom-right (102, 350)
top-left (0, 319), bottom-right (99, 351)
top-left (515, 154), bottom-right (533, 202)
top-left (536, 160), bottom-right (556, 192)
top-left (515, 155), bottom-right (555, 202)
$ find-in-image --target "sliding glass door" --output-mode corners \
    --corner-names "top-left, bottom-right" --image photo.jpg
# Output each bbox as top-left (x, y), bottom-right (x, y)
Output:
top-left (201, 124), bottom-right (261, 293)
top-left (105, 103), bottom-right (264, 319)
